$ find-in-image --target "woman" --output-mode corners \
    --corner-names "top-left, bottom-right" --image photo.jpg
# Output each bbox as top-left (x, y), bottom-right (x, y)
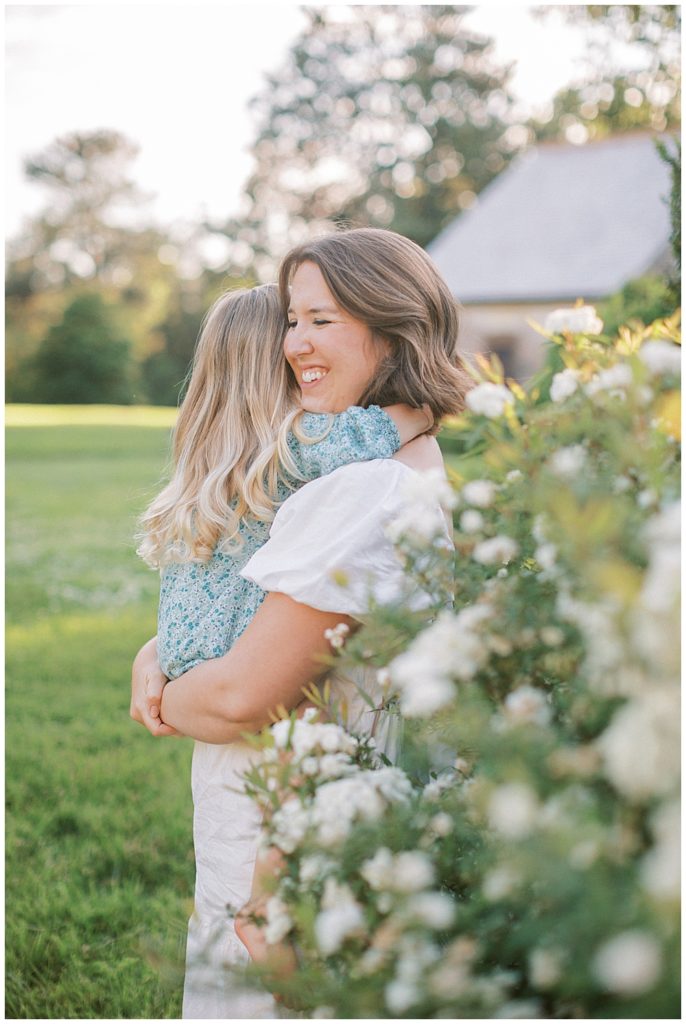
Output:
top-left (131, 228), bottom-right (470, 1017)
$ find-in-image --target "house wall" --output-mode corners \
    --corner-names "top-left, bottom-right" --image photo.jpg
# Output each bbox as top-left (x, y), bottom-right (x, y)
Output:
top-left (459, 302), bottom-right (567, 383)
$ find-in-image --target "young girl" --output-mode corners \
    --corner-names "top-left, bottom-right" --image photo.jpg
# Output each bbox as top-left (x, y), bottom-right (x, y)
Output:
top-left (136, 283), bottom-right (431, 1009)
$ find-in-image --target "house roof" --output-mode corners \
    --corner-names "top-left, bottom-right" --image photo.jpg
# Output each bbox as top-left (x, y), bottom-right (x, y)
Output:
top-left (427, 133), bottom-right (673, 304)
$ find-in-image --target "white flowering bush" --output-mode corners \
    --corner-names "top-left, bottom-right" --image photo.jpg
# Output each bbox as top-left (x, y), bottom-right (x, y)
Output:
top-left (239, 307), bottom-right (680, 1018)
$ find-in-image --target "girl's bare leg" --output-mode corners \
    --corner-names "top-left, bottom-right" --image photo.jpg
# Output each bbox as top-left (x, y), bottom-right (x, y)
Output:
top-left (235, 846), bottom-right (298, 985)
top-left (236, 699), bottom-right (324, 985)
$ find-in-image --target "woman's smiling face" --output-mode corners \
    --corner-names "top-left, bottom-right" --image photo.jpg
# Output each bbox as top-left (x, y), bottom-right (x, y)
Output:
top-left (284, 261), bottom-right (388, 413)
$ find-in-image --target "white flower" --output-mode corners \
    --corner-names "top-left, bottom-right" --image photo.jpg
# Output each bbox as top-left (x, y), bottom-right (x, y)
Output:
top-left (504, 685), bottom-right (552, 727)
top-left (429, 812), bottom-right (453, 836)
top-left (596, 688), bottom-right (680, 801)
top-left (545, 305), bottom-right (603, 335)
top-left (356, 947), bottom-right (386, 976)
top-left (314, 881), bottom-right (365, 955)
top-left (372, 766), bottom-right (418, 804)
top-left (264, 895), bottom-right (293, 944)
top-left (300, 855), bottom-right (334, 885)
top-left (391, 851), bottom-right (435, 892)
top-left (361, 848), bottom-right (435, 893)
top-left (473, 535), bottom-right (519, 565)
top-left (385, 505), bottom-right (448, 546)
top-left (586, 362), bottom-right (633, 397)
top-left (550, 367), bottom-right (581, 402)
top-left (270, 718), bottom-right (293, 749)
top-left (423, 772), bottom-right (458, 801)
top-left (389, 605), bottom-right (493, 716)
top-left (429, 962), bottom-right (471, 999)
top-left (462, 479), bottom-right (497, 508)
top-left (466, 381), bottom-right (515, 418)
top-left (360, 847), bottom-right (394, 890)
top-left (506, 469), bottom-right (522, 483)
top-left (556, 591), bottom-right (626, 693)
top-left (301, 756), bottom-right (319, 776)
top-left (592, 930), bottom-right (662, 995)
top-left (318, 752), bottom-right (355, 780)
top-left (386, 468), bottom-right (456, 547)
top-left (540, 625), bottom-right (564, 646)
top-left (534, 543), bottom-right (558, 572)
top-left (460, 509), bottom-right (484, 533)
top-left (397, 934), bottom-right (441, 976)
top-left (311, 767), bottom-right (413, 846)
top-left (529, 948), bottom-right (563, 989)
top-left (488, 782), bottom-right (539, 839)
top-left (377, 892), bottom-right (393, 914)
top-left (568, 839), bottom-right (600, 870)
top-left (385, 978), bottom-right (419, 1014)
top-left (376, 666), bottom-right (391, 689)
top-left (324, 621), bottom-right (350, 650)
top-left (638, 339), bottom-right (681, 376)
top-left (532, 514), bottom-right (548, 544)
top-left (393, 662), bottom-right (455, 716)
top-left (547, 444), bottom-right (586, 478)
top-left (271, 797), bottom-right (310, 853)
top-left (613, 474), bottom-right (632, 493)
top-left (643, 500), bottom-right (680, 547)
top-left (637, 488), bottom-right (657, 509)
top-left (483, 865), bottom-right (520, 901)
top-left (401, 466), bottom-right (457, 510)
top-left (406, 891), bottom-right (455, 929)
top-left (640, 798), bottom-right (681, 901)
top-left (272, 717), bottom-right (358, 761)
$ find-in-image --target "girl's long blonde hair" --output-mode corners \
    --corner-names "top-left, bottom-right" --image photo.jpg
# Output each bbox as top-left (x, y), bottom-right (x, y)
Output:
top-left (137, 285), bottom-right (318, 568)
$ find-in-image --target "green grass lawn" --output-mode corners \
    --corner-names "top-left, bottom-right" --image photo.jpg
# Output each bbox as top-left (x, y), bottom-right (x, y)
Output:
top-left (6, 405), bottom-right (195, 1019)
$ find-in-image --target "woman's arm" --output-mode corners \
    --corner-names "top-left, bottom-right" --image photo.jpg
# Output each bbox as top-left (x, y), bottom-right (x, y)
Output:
top-left (159, 593), bottom-right (355, 743)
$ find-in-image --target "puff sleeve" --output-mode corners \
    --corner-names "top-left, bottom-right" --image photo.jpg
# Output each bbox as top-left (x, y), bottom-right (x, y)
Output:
top-left (241, 460), bottom-right (450, 618)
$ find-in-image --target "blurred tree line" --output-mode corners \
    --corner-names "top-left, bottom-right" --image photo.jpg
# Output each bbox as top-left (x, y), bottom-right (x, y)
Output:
top-left (5, 4), bottom-right (680, 406)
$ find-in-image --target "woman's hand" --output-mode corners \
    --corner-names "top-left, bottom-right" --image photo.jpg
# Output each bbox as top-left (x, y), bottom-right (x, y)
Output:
top-left (130, 636), bottom-right (181, 737)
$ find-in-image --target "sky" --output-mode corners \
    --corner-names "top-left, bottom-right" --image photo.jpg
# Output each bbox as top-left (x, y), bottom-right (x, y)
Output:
top-left (5, 3), bottom-right (641, 243)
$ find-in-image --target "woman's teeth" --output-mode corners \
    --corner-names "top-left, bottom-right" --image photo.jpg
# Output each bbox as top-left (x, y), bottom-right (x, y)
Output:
top-left (302, 369), bottom-right (327, 383)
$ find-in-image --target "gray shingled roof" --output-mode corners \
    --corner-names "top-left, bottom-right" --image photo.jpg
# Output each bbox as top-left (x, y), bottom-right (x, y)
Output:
top-left (427, 133), bottom-right (672, 303)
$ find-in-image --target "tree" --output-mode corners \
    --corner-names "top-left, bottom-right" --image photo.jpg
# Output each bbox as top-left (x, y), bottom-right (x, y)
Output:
top-left (5, 129), bottom-right (206, 402)
top-left (212, 5), bottom-right (524, 278)
top-left (655, 136), bottom-right (681, 300)
top-left (546, 5), bottom-right (680, 73)
top-left (17, 129), bottom-right (149, 287)
top-left (32, 293), bottom-right (134, 404)
top-left (598, 275), bottom-right (675, 337)
top-left (531, 5), bottom-right (680, 143)
top-left (141, 296), bottom-right (202, 406)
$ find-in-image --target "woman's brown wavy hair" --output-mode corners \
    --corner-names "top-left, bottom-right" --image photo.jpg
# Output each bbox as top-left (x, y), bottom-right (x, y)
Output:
top-left (278, 227), bottom-right (471, 421)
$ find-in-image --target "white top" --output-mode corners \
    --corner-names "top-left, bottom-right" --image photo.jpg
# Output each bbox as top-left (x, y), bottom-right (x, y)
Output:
top-left (241, 459), bottom-right (448, 617)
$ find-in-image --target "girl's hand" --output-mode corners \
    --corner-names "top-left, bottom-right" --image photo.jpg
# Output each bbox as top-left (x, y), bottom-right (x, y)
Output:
top-left (130, 637), bottom-right (181, 737)
top-left (384, 402), bottom-right (434, 443)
